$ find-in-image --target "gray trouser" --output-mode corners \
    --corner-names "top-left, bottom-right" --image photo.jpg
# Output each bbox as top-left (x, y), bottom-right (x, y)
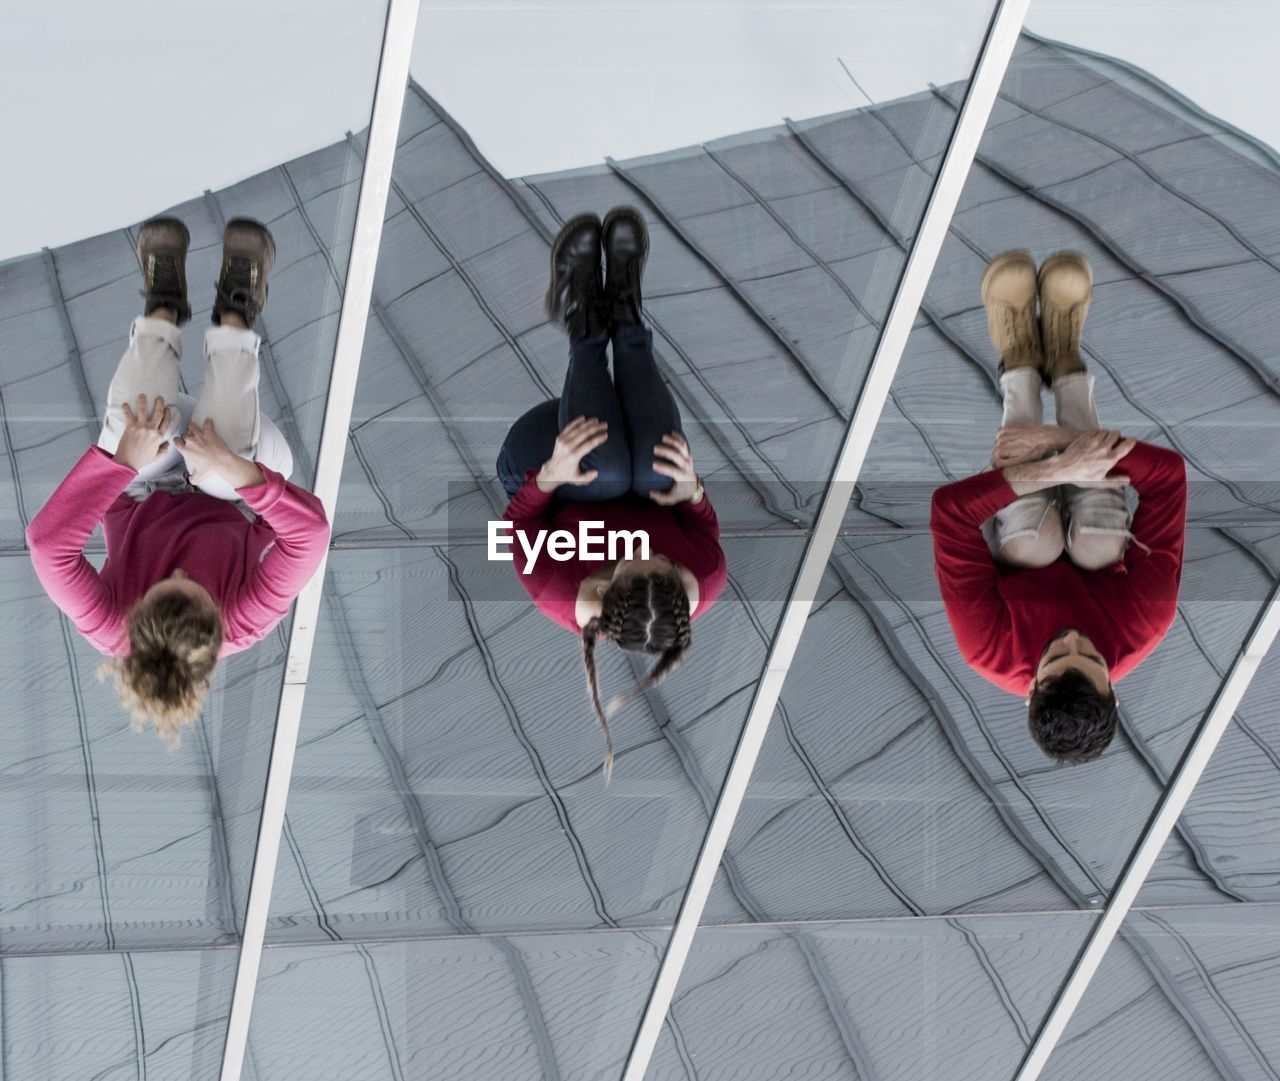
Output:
top-left (982, 369), bottom-right (1132, 571)
top-left (96, 316), bottom-right (293, 513)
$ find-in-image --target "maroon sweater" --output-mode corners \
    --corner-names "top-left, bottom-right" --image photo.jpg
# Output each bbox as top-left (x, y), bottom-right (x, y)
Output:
top-left (26, 447), bottom-right (330, 658)
top-left (504, 470), bottom-right (727, 633)
top-left (929, 442), bottom-right (1187, 695)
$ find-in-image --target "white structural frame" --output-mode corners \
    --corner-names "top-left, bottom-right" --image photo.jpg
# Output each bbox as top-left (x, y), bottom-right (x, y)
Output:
top-left (618, 1), bottom-right (1032, 1078)
top-left (1012, 587), bottom-right (1280, 1081)
top-left (216, 1), bottom-right (423, 1077)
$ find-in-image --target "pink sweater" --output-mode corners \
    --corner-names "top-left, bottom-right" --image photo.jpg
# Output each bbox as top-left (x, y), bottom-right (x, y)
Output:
top-left (26, 447), bottom-right (331, 658)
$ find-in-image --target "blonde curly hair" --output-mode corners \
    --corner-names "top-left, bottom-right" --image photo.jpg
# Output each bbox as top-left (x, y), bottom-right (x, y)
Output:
top-left (97, 591), bottom-right (223, 746)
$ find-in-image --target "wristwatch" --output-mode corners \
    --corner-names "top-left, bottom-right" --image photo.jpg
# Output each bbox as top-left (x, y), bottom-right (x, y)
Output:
top-left (688, 475), bottom-right (705, 504)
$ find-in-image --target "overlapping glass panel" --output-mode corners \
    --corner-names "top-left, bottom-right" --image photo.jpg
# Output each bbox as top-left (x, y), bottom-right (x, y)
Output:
top-left (0, 4), bottom-right (389, 1074)
top-left (706, 22), bottom-right (1280, 931)
top-left (264, 2), bottom-right (995, 1074)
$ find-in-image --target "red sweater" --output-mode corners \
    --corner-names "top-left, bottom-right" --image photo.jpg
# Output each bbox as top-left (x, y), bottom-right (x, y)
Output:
top-left (929, 442), bottom-right (1186, 695)
top-left (26, 447), bottom-right (331, 658)
top-left (504, 471), bottom-right (728, 633)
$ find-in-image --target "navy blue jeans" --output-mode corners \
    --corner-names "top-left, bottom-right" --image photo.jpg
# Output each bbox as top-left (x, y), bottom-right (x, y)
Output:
top-left (497, 324), bottom-right (684, 501)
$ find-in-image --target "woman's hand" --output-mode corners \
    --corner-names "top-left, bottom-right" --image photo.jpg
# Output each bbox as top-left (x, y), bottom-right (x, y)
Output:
top-left (1044, 429), bottom-right (1136, 486)
top-left (536, 416), bottom-right (609, 493)
top-left (175, 418), bottom-right (262, 489)
top-left (650, 432), bottom-right (699, 505)
top-left (990, 424), bottom-right (1075, 469)
top-left (113, 394), bottom-right (174, 472)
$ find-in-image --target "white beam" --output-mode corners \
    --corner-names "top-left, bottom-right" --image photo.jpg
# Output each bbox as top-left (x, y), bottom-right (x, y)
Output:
top-left (217, 1), bottom-right (422, 1077)
top-left (618, 3), bottom-right (1031, 1078)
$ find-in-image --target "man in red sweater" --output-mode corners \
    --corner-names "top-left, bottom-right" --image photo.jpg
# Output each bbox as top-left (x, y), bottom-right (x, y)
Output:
top-left (930, 250), bottom-right (1186, 763)
top-left (26, 217), bottom-right (330, 744)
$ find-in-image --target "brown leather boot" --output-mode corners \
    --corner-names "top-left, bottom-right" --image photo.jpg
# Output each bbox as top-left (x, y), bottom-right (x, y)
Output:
top-left (1038, 250), bottom-right (1092, 384)
top-left (545, 213), bottom-right (608, 344)
top-left (980, 250), bottom-right (1042, 376)
top-left (137, 217), bottom-right (192, 325)
top-left (212, 218), bottom-right (275, 329)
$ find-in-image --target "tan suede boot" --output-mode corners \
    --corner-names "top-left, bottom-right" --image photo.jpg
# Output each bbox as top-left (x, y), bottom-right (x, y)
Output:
top-left (1038, 250), bottom-right (1092, 383)
top-left (980, 250), bottom-right (1042, 375)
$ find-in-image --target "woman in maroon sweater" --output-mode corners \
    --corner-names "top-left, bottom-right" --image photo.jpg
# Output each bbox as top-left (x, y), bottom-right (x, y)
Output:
top-left (496, 209), bottom-right (727, 778)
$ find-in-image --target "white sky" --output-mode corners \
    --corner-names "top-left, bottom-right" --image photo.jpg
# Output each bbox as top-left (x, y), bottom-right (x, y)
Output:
top-left (0, 0), bottom-right (388, 261)
top-left (0, 0), bottom-right (1275, 262)
top-left (412, 1), bottom-right (991, 179)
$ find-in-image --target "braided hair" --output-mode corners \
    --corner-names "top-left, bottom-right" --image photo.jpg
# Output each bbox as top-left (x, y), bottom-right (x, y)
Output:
top-left (580, 567), bottom-right (692, 781)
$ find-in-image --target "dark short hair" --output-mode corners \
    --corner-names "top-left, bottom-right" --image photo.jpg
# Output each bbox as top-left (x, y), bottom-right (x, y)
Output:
top-left (1027, 668), bottom-right (1118, 764)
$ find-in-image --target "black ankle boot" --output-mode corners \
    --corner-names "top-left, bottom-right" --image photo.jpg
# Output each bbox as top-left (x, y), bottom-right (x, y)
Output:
top-left (137, 217), bottom-right (192, 325)
top-left (545, 213), bottom-right (607, 344)
top-left (602, 206), bottom-right (648, 329)
top-left (212, 218), bottom-right (276, 328)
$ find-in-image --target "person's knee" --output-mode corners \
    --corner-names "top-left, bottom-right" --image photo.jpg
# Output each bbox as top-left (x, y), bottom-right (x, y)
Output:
top-left (255, 417), bottom-right (293, 480)
top-left (999, 514), bottom-right (1065, 568)
top-left (574, 435), bottom-right (628, 499)
top-left (587, 458), bottom-right (631, 502)
top-left (1068, 530), bottom-right (1127, 571)
top-left (630, 464), bottom-right (670, 500)
top-left (628, 427), bottom-right (683, 498)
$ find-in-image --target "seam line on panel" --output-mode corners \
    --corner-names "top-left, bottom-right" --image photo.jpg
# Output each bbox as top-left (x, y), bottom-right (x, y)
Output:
top-left (1113, 928), bottom-right (1247, 1081)
top-left (1134, 912), bottom-right (1280, 1081)
top-left (604, 156), bottom-right (848, 418)
top-left (1019, 29), bottom-right (1280, 171)
top-left (701, 144), bottom-right (957, 485)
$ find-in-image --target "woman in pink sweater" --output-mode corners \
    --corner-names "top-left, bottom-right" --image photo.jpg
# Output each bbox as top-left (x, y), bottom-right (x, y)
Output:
top-left (496, 209), bottom-right (727, 778)
top-left (26, 217), bottom-right (330, 745)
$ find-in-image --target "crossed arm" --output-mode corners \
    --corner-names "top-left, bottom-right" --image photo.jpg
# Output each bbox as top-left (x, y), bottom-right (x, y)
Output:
top-left (986, 425), bottom-right (1136, 495)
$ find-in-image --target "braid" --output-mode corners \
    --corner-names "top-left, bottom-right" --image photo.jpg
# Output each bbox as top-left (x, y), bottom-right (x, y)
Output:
top-left (610, 589), bottom-right (691, 709)
top-left (580, 568), bottom-right (693, 780)
top-left (580, 617), bottom-right (615, 781)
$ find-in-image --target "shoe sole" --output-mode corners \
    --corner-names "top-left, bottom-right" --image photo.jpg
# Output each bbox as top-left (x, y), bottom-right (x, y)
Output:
top-left (137, 217), bottom-right (190, 262)
top-left (601, 205), bottom-right (649, 270)
top-left (223, 218), bottom-right (276, 279)
top-left (1037, 249), bottom-right (1092, 305)
top-left (980, 249), bottom-right (1036, 307)
top-left (1038, 250), bottom-right (1092, 384)
top-left (544, 212), bottom-right (602, 317)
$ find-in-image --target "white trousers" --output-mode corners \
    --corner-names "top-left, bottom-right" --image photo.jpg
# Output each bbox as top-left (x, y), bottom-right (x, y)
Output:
top-left (983, 369), bottom-right (1132, 571)
top-left (96, 316), bottom-right (293, 507)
